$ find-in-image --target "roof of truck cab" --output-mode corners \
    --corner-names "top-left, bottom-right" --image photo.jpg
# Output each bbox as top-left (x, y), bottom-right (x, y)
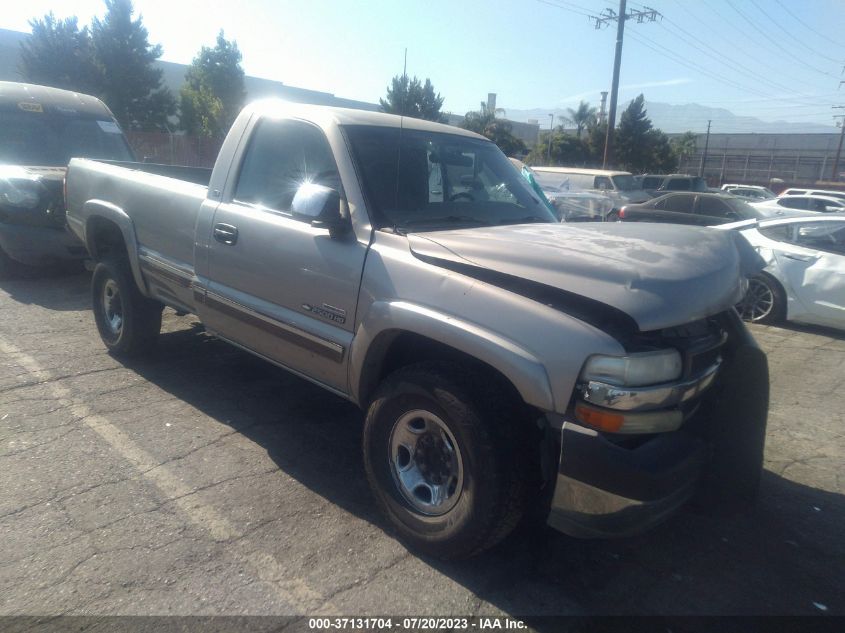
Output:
top-left (246, 99), bottom-right (488, 140)
top-left (0, 81), bottom-right (114, 118)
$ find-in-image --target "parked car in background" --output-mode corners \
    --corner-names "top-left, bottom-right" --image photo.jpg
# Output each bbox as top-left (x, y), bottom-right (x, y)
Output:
top-left (508, 159), bottom-right (615, 222)
top-left (721, 184), bottom-right (777, 201)
top-left (722, 215), bottom-right (845, 329)
top-left (752, 195), bottom-right (845, 214)
top-left (640, 174), bottom-right (709, 196)
top-left (0, 81), bottom-right (134, 277)
top-left (545, 190), bottom-right (615, 222)
top-left (530, 167), bottom-right (651, 210)
top-left (617, 192), bottom-right (806, 226)
top-left (779, 188), bottom-right (845, 201)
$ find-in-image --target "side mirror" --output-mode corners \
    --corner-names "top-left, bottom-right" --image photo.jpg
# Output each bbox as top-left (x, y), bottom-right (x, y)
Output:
top-left (291, 183), bottom-right (350, 235)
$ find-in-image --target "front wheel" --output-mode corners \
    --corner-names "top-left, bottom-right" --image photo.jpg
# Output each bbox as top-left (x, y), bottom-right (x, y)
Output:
top-left (363, 363), bottom-right (530, 560)
top-left (92, 257), bottom-right (163, 356)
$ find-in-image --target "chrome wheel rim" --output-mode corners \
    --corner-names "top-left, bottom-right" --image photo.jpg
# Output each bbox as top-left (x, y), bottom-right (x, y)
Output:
top-left (102, 279), bottom-right (123, 335)
top-left (388, 410), bottom-right (464, 516)
top-left (739, 277), bottom-right (774, 322)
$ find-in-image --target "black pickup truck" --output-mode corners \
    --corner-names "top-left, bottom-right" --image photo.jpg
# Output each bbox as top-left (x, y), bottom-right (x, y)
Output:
top-left (0, 81), bottom-right (134, 276)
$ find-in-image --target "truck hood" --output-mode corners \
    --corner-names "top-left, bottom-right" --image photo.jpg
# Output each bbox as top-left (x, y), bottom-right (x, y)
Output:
top-left (408, 222), bottom-right (764, 332)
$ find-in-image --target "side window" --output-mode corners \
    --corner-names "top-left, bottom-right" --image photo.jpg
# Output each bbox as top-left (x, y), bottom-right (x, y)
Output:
top-left (759, 225), bottom-right (789, 242)
top-left (788, 222), bottom-right (845, 255)
top-left (651, 196), bottom-right (668, 210)
top-left (664, 194), bottom-right (695, 213)
top-left (234, 119), bottom-right (341, 215)
top-left (594, 176), bottom-right (612, 191)
top-left (666, 178), bottom-right (691, 191)
top-left (779, 197), bottom-right (807, 210)
top-left (697, 197), bottom-right (734, 218)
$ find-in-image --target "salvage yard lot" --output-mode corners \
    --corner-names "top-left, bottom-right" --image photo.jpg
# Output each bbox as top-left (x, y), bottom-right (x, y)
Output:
top-left (0, 271), bottom-right (842, 616)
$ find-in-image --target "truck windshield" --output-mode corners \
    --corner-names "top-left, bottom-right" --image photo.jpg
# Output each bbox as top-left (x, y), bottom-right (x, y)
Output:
top-left (0, 110), bottom-right (134, 166)
top-left (343, 125), bottom-right (556, 231)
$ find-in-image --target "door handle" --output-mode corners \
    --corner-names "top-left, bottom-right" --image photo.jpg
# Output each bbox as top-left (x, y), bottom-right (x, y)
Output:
top-left (213, 223), bottom-right (238, 245)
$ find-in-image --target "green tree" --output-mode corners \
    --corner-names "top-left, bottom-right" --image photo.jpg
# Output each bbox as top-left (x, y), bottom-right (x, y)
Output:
top-left (648, 129), bottom-right (678, 173)
top-left (671, 131), bottom-right (698, 167)
top-left (615, 94), bottom-right (653, 171)
top-left (18, 13), bottom-right (100, 94)
top-left (379, 74), bottom-right (445, 122)
top-left (566, 100), bottom-right (597, 139)
top-left (526, 132), bottom-right (589, 166)
top-left (90, 0), bottom-right (175, 130)
top-left (460, 103), bottom-right (526, 156)
top-left (615, 95), bottom-right (679, 172)
top-left (586, 121), bottom-right (608, 165)
top-left (179, 31), bottom-right (245, 137)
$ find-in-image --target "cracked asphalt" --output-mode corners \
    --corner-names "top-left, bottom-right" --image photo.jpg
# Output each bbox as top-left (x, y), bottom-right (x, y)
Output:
top-left (0, 271), bottom-right (842, 618)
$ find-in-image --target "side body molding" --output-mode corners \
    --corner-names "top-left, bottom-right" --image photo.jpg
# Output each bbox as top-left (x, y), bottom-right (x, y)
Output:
top-left (81, 200), bottom-right (147, 295)
top-left (349, 300), bottom-right (555, 411)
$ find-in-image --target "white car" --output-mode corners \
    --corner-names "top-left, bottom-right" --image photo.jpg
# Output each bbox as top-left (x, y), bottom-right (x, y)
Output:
top-left (721, 184), bottom-right (776, 201)
top-left (752, 194), bottom-right (845, 214)
top-left (724, 215), bottom-right (845, 329)
top-left (780, 187), bottom-right (845, 202)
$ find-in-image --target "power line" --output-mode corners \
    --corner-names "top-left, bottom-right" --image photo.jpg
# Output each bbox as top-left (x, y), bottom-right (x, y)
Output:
top-left (653, 20), bottom-right (809, 99)
top-left (533, 0), bottom-right (594, 18)
top-left (672, 0), bottom-right (831, 90)
top-left (748, 0), bottom-right (843, 65)
top-left (723, 0), bottom-right (840, 80)
top-left (773, 0), bottom-right (845, 51)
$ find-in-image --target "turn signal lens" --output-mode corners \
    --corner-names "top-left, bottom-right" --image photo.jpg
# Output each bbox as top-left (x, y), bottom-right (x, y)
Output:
top-left (574, 404), bottom-right (625, 433)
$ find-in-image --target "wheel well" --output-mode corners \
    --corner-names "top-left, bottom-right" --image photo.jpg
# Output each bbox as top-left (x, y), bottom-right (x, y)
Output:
top-left (88, 217), bottom-right (128, 261)
top-left (359, 331), bottom-right (528, 412)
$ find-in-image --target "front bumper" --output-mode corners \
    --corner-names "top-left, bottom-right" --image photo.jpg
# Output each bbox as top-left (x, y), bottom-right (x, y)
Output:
top-left (0, 221), bottom-right (86, 266)
top-left (547, 418), bottom-right (705, 538)
top-left (546, 313), bottom-right (769, 538)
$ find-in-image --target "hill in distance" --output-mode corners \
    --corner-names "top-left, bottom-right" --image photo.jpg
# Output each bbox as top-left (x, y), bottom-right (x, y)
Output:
top-left (502, 100), bottom-right (836, 134)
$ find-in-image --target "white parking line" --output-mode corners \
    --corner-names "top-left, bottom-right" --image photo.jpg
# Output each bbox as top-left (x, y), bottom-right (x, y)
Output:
top-left (0, 337), bottom-right (333, 613)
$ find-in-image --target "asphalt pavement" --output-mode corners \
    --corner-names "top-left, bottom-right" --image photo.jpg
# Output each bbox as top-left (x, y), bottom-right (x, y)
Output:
top-left (0, 271), bottom-right (842, 618)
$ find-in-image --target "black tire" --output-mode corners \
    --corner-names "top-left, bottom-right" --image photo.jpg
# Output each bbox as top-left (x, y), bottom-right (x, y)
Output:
top-left (363, 362), bottom-right (531, 560)
top-left (91, 257), bottom-right (162, 356)
top-left (737, 273), bottom-right (786, 324)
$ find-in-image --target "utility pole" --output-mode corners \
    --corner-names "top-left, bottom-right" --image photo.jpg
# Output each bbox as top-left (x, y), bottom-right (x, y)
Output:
top-left (699, 120), bottom-right (712, 178)
top-left (832, 107), bottom-right (845, 182)
top-left (590, 3), bottom-right (660, 168)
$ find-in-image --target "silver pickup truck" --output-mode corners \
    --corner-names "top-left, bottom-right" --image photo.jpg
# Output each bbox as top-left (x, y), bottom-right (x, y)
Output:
top-left (66, 101), bottom-right (769, 560)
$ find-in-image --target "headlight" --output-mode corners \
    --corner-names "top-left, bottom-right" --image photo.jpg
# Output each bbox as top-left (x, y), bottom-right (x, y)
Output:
top-left (580, 349), bottom-right (683, 387)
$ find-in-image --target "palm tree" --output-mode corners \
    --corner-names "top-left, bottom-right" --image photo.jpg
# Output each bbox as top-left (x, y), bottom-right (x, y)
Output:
top-left (567, 101), bottom-right (598, 139)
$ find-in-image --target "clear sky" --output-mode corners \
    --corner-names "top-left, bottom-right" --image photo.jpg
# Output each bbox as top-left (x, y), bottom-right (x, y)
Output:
top-left (2, 0), bottom-right (844, 130)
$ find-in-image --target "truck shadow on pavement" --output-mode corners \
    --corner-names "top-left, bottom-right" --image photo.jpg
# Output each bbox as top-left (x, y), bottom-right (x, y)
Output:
top-left (122, 321), bottom-right (843, 618)
top-left (0, 269), bottom-right (91, 312)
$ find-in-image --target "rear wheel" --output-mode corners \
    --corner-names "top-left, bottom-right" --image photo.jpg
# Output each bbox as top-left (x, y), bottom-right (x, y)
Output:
top-left (737, 273), bottom-right (785, 324)
top-left (363, 362), bottom-right (531, 560)
top-left (92, 257), bottom-right (162, 356)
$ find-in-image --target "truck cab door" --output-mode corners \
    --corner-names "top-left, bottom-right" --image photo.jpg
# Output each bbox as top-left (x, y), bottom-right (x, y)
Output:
top-left (200, 118), bottom-right (367, 394)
